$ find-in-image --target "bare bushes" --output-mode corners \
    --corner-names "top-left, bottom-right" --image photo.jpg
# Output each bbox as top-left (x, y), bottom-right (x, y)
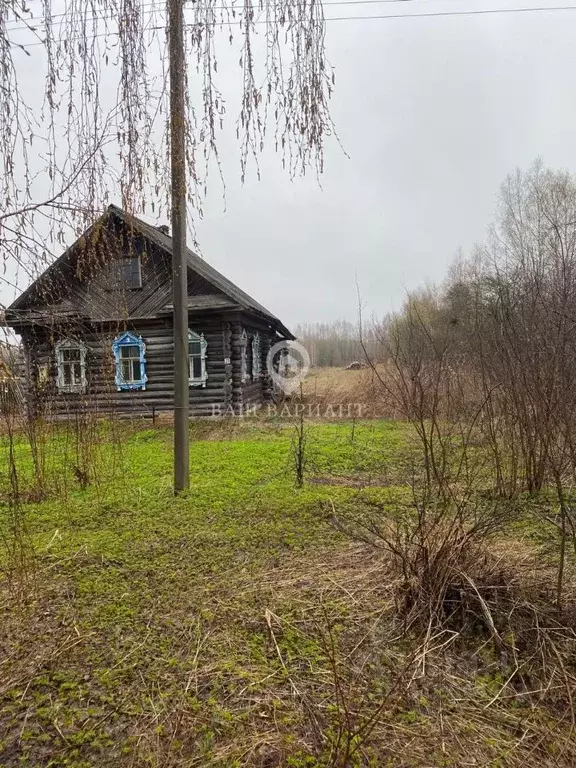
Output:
top-left (0, 408), bottom-right (35, 600)
top-left (342, 367), bottom-right (519, 642)
top-left (0, 400), bottom-right (125, 598)
top-left (321, 167), bottom-right (576, 753)
top-left (338, 500), bottom-right (510, 630)
top-left (340, 289), bottom-right (516, 634)
top-left (345, 163), bottom-right (576, 627)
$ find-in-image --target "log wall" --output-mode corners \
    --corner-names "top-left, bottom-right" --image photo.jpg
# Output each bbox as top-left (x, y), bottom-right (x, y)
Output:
top-left (21, 313), bottom-right (277, 419)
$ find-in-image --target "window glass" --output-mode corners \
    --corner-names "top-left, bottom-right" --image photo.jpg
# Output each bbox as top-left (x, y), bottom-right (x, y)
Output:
top-left (120, 344), bottom-right (139, 359)
top-left (113, 333), bottom-right (147, 390)
top-left (191, 357), bottom-right (202, 379)
top-left (120, 356), bottom-right (141, 383)
top-left (252, 334), bottom-right (261, 378)
top-left (188, 330), bottom-right (207, 385)
top-left (56, 341), bottom-right (86, 392)
top-left (241, 329), bottom-right (248, 382)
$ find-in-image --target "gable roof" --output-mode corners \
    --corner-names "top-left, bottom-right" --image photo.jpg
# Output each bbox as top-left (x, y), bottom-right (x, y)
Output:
top-left (7, 205), bottom-right (293, 339)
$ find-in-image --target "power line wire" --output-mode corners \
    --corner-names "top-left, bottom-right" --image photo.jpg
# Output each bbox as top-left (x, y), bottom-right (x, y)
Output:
top-left (1, 0), bottom-right (454, 31)
top-left (327, 3), bottom-right (576, 19)
top-left (5, 0), bottom-right (160, 30)
top-left (9, 3), bottom-right (576, 48)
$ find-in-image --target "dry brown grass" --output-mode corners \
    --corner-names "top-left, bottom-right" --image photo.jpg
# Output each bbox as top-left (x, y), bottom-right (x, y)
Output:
top-left (301, 365), bottom-right (399, 418)
top-left (2, 536), bottom-right (575, 767)
top-left (186, 540), bottom-right (576, 768)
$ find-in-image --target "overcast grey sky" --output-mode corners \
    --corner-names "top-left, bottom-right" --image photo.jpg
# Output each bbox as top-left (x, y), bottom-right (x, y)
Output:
top-left (193, 1), bottom-right (576, 326)
top-left (4, 0), bottom-right (576, 329)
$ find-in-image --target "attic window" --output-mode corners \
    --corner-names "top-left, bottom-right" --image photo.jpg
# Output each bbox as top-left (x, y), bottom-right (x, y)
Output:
top-left (104, 257), bottom-right (142, 290)
top-left (120, 257), bottom-right (142, 289)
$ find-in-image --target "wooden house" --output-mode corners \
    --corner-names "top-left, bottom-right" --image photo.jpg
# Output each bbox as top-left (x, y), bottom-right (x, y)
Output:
top-left (4, 205), bottom-right (293, 418)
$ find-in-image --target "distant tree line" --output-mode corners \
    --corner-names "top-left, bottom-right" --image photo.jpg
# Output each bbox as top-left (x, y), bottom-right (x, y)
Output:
top-left (294, 320), bottom-right (380, 367)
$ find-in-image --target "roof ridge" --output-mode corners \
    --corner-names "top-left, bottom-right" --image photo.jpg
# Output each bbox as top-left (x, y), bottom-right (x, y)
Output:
top-left (7, 204), bottom-right (294, 339)
top-left (109, 205), bottom-right (284, 325)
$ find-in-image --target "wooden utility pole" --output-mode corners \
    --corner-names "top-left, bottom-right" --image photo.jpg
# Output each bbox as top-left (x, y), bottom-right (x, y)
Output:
top-left (168, 0), bottom-right (189, 492)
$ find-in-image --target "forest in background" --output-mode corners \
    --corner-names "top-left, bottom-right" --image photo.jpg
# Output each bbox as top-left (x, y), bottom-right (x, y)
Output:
top-left (294, 320), bottom-right (379, 367)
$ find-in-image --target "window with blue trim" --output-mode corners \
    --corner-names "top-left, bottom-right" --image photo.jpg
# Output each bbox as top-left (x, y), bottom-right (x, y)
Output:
top-left (188, 330), bottom-right (208, 387)
top-left (112, 332), bottom-right (147, 391)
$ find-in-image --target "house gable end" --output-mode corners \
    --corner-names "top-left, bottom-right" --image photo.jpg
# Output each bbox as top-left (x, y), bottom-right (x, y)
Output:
top-left (7, 205), bottom-right (293, 339)
top-left (106, 206), bottom-right (288, 329)
top-left (7, 212), bottom-right (172, 322)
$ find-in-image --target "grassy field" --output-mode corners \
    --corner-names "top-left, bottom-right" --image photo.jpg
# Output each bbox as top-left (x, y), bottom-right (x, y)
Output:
top-left (0, 417), bottom-right (575, 767)
top-left (301, 366), bottom-right (395, 418)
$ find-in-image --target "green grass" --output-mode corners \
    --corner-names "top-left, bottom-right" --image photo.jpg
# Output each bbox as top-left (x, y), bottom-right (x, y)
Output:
top-left (0, 419), bottom-right (412, 767)
top-left (2, 418), bottom-right (409, 555)
top-left (0, 418), bottom-right (574, 767)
